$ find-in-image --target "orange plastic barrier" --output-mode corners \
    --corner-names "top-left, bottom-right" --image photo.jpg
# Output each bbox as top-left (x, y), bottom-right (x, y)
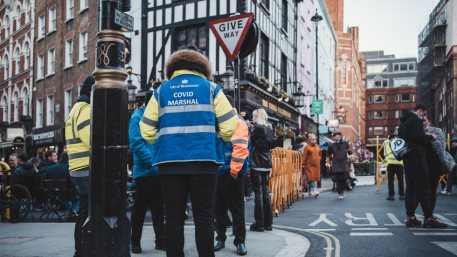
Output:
top-left (269, 148), bottom-right (303, 216)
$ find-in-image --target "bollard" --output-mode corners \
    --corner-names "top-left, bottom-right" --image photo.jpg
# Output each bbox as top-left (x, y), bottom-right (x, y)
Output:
top-left (81, 1), bottom-right (131, 256)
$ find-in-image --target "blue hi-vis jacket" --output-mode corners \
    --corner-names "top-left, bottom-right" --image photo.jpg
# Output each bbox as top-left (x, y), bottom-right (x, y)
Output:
top-left (219, 115), bottom-right (251, 176)
top-left (129, 106), bottom-right (159, 179)
top-left (140, 70), bottom-right (238, 168)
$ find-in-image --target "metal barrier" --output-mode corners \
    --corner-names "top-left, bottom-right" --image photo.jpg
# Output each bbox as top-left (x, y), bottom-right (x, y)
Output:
top-left (0, 161), bottom-right (12, 222)
top-left (269, 147), bottom-right (303, 216)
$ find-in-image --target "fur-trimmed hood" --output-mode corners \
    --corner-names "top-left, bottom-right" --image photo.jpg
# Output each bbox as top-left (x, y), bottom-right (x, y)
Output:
top-left (165, 49), bottom-right (212, 79)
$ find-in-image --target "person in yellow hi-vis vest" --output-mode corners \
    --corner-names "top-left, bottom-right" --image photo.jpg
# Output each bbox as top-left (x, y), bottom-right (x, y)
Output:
top-left (383, 133), bottom-right (405, 201)
top-left (65, 75), bottom-right (95, 257)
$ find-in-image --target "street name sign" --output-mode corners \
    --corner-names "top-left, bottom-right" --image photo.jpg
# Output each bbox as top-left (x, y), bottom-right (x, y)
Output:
top-left (114, 9), bottom-right (134, 32)
top-left (209, 13), bottom-right (254, 61)
top-left (312, 99), bottom-right (323, 115)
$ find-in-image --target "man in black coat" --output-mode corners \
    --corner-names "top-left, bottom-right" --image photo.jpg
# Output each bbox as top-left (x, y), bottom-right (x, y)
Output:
top-left (398, 104), bottom-right (446, 228)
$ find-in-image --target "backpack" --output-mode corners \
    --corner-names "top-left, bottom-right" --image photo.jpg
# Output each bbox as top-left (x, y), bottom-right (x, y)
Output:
top-left (389, 136), bottom-right (410, 160)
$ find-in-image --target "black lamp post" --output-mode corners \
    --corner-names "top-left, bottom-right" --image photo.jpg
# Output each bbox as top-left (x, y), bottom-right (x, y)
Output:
top-left (217, 66), bottom-right (236, 109)
top-left (311, 9), bottom-right (322, 144)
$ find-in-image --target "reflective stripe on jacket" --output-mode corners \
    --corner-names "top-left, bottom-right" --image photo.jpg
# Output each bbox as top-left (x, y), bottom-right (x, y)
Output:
top-left (139, 70), bottom-right (237, 167)
top-left (219, 113), bottom-right (250, 175)
top-left (65, 102), bottom-right (91, 173)
top-left (129, 106), bottom-right (158, 179)
top-left (383, 139), bottom-right (403, 166)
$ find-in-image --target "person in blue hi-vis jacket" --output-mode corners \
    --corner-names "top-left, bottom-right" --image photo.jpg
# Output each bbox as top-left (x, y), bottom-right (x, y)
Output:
top-left (129, 91), bottom-right (165, 253)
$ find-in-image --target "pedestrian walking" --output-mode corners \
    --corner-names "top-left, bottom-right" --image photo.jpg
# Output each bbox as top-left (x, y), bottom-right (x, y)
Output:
top-left (65, 75), bottom-right (95, 257)
top-left (382, 134), bottom-right (405, 201)
top-left (214, 96), bottom-right (249, 256)
top-left (302, 133), bottom-right (321, 197)
top-left (140, 47), bottom-right (237, 257)
top-left (442, 136), bottom-right (457, 195)
top-left (249, 108), bottom-right (274, 232)
top-left (328, 131), bottom-right (349, 199)
top-left (398, 104), bottom-right (447, 228)
top-left (129, 92), bottom-right (165, 253)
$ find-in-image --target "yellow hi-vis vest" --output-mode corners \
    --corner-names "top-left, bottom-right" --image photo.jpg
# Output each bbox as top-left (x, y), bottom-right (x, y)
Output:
top-left (65, 102), bottom-right (91, 174)
top-left (383, 139), bottom-right (403, 166)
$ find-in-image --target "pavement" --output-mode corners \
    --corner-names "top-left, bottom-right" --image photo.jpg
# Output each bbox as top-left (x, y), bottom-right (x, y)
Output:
top-left (0, 176), bottom-right (375, 257)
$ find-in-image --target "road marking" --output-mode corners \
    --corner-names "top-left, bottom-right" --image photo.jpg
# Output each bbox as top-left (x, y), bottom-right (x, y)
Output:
top-left (409, 228), bottom-right (456, 231)
top-left (434, 214), bottom-right (457, 227)
top-left (345, 213), bottom-right (378, 226)
top-left (274, 225), bottom-right (340, 257)
top-left (432, 241), bottom-right (457, 255)
top-left (351, 228), bottom-right (388, 231)
top-left (413, 232), bottom-right (457, 236)
top-left (385, 213), bottom-right (404, 226)
top-left (309, 213), bottom-right (338, 227)
top-left (307, 229), bottom-right (337, 232)
top-left (350, 232), bottom-right (393, 236)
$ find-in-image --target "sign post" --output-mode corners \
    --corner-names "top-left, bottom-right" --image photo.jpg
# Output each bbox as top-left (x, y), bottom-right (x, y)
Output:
top-left (209, 13), bottom-right (254, 111)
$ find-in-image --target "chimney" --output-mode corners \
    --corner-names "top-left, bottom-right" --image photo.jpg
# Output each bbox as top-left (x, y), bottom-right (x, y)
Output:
top-left (324, 0), bottom-right (344, 31)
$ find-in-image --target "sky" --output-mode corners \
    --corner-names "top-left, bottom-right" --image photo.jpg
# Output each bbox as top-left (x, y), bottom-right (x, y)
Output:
top-left (344, 0), bottom-right (441, 58)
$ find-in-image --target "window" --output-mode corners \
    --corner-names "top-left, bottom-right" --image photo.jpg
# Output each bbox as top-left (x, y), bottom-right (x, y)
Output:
top-left (373, 95), bottom-right (384, 103)
top-left (367, 63), bottom-right (388, 74)
top-left (5, 16), bottom-right (10, 37)
top-left (4, 55), bottom-right (9, 79)
top-left (80, 0), bottom-right (88, 12)
top-left (25, 0), bottom-right (30, 23)
top-left (342, 61), bottom-right (347, 85)
top-left (14, 48), bottom-right (20, 74)
top-left (24, 42), bottom-right (30, 69)
top-left (15, 6), bottom-right (21, 29)
top-left (64, 89), bottom-right (72, 120)
top-left (38, 54), bottom-right (45, 79)
top-left (12, 92), bottom-right (18, 122)
top-left (262, 0), bottom-right (270, 10)
top-left (408, 63), bottom-right (415, 70)
top-left (282, 0), bottom-right (288, 32)
top-left (374, 126), bottom-right (384, 135)
top-left (393, 78), bottom-right (415, 87)
top-left (38, 14), bottom-right (45, 38)
top-left (281, 54), bottom-right (287, 91)
top-left (66, 0), bottom-right (74, 20)
top-left (374, 79), bottom-right (388, 87)
top-left (47, 48), bottom-right (55, 75)
top-left (2, 96), bottom-right (7, 122)
top-left (46, 95), bottom-right (54, 125)
top-left (374, 111), bottom-right (384, 119)
top-left (393, 62), bottom-right (415, 72)
top-left (22, 88), bottom-right (29, 115)
top-left (260, 33), bottom-right (269, 78)
top-left (49, 7), bottom-right (56, 32)
top-left (65, 39), bottom-right (73, 67)
top-left (401, 93), bottom-right (410, 102)
top-left (173, 25), bottom-right (207, 54)
top-left (79, 31), bottom-right (88, 61)
top-left (36, 99), bottom-right (43, 128)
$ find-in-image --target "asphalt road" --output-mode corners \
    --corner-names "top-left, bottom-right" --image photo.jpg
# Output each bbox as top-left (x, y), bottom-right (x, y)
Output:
top-left (270, 184), bottom-right (457, 257)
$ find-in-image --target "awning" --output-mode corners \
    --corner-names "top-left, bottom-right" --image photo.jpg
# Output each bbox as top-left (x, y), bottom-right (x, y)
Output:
top-left (319, 136), bottom-right (333, 150)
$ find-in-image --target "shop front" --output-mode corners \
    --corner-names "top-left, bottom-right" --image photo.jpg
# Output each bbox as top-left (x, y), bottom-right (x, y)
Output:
top-left (30, 124), bottom-right (65, 158)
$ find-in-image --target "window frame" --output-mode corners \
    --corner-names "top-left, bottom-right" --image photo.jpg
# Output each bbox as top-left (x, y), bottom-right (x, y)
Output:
top-left (47, 48), bottom-right (56, 76)
top-left (46, 95), bottom-right (54, 126)
top-left (48, 6), bottom-right (57, 33)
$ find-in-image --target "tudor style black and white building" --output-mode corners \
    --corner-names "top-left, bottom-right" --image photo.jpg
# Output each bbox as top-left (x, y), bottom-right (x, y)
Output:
top-left (128, 0), bottom-right (302, 148)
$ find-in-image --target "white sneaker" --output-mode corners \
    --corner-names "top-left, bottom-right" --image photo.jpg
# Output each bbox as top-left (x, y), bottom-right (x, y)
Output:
top-left (441, 190), bottom-right (447, 194)
top-left (338, 193), bottom-right (345, 199)
top-left (314, 190), bottom-right (320, 198)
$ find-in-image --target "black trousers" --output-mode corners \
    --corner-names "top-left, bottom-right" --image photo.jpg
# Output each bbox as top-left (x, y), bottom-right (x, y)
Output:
top-left (333, 173), bottom-right (348, 194)
top-left (446, 166), bottom-right (455, 192)
top-left (250, 170), bottom-right (272, 228)
top-left (74, 194), bottom-right (88, 256)
top-left (160, 174), bottom-right (217, 257)
top-left (387, 164), bottom-right (405, 196)
top-left (215, 173), bottom-right (246, 245)
top-left (429, 171), bottom-right (441, 213)
top-left (130, 176), bottom-right (165, 246)
top-left (404, 154), bottom-right (433, 218)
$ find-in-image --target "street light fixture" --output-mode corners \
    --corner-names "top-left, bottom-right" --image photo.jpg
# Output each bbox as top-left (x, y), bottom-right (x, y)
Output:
top-left (218, 67), bottom-right (235, 91)
top-left (126, 66), bottom-right (137, 104)
top-left (311, 9), bottom-right (322, 145)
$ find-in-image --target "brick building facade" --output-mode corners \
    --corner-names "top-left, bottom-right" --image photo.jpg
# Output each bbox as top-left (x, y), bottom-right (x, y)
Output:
top-left (325, 0), bottom-right (366, 145)
top-left (32, 0), bottom-right (96, 154)
top-left (0, 0), bottom-right (34, 157)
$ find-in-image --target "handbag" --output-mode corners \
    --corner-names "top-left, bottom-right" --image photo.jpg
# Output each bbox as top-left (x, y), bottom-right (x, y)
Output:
top-left (389, 136), bottom-right (411, 160)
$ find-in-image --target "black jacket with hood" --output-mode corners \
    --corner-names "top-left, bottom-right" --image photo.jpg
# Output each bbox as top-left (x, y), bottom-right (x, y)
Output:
top-left (398, 111), bottom-right (433, 156)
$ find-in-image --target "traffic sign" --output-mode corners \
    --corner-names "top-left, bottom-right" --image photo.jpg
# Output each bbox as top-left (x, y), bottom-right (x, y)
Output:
top-left (312, 99), bottom-right (323, 115)
top-left (209, 13), bottom-right (254, 61)
top-left (114, 9), bottom-right (134, 32)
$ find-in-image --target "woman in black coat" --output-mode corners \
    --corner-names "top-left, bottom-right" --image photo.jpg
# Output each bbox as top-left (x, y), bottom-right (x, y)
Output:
top-left (249, 108), bottom-right (274, 232)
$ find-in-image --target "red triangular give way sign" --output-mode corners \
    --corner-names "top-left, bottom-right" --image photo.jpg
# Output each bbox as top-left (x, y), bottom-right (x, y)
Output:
top-left (209, 13), bottom-right (254, 61)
